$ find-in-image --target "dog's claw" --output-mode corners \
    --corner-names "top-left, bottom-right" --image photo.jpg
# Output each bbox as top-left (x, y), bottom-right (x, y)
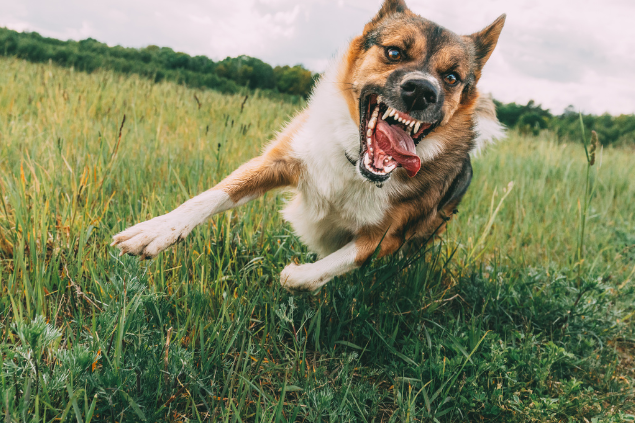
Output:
top-left (111, 213), bottom-right (191, 260)
top-left (280, 263), bottom-right (330, 294)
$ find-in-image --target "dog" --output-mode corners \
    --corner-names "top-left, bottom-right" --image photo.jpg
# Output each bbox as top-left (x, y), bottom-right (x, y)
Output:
top-left (112, 0), bottom-right (506, 293)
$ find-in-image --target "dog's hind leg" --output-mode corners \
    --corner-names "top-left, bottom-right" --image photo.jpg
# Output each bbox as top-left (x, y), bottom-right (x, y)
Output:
top-left (112, 113), bottom-right (306, 259)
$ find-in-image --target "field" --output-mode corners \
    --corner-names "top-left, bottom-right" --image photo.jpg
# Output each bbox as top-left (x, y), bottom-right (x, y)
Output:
top-left (1, 57), bottom-right (634, 422)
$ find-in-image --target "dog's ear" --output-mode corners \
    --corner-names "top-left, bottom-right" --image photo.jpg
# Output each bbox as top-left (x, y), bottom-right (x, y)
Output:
top-left (467, 14), bottom-right (506, 82)
top-left (365, 0), bottom-right (410, 31)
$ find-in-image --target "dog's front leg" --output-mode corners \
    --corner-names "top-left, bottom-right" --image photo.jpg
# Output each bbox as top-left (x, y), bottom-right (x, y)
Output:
top-left (112, 115), bottom-right (305, 259)
top-left (281, 231), bottom-right (403, 293)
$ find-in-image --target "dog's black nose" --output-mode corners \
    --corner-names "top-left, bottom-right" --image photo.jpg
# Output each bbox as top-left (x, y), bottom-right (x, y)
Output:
top-left (400, 79), bottom-right (438, 112)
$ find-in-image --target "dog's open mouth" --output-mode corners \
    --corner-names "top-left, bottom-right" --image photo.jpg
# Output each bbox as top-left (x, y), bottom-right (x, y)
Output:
top-left (359, 94), bottom-right (435, 182)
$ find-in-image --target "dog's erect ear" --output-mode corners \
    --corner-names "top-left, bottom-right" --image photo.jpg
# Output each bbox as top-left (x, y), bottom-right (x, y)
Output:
top-left (365, 0), bottom-right (410, 31)
top-left (467, 14), bottom-right (506, 82)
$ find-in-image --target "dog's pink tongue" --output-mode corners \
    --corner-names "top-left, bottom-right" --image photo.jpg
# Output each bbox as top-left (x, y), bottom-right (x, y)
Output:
top-left (375, 120), bottom-right (421, 177)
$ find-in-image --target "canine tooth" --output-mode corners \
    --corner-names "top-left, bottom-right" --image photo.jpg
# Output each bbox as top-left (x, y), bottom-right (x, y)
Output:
top-left (382, 108), bottom-right (390, 120)
top-left (389, 109), bottom-right (396, 117)
top-left (414, 122), bottom-right (421, 133)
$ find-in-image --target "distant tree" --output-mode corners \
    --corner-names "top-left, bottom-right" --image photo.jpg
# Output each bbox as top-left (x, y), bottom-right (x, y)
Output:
top-left (216, 56), bottom-right (276, 90)
top-left (274, 65), bottom-right (316, 97)
top-left (495, 100), bottom-right (552, 135)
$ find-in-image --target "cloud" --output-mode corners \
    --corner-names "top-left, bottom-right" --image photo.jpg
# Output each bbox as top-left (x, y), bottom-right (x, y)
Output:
top-left (0, 0), bottom-right (632, 115)
top-left (502, 25), bottom-right (607, 83)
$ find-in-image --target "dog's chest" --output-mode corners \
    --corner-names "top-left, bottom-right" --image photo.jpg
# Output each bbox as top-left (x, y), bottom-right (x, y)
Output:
top-left (282, 158), bottom-right (394, 256)
top-left (307, 169), bottom-right (389, 226)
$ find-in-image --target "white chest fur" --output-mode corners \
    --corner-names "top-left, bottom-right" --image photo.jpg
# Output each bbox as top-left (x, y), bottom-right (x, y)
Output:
top-left (283, 63), bottom-right (397, 257)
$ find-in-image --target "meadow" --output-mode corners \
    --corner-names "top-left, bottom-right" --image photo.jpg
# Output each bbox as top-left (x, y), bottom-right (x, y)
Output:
top-left (0, 57), bottom-right (634, 422)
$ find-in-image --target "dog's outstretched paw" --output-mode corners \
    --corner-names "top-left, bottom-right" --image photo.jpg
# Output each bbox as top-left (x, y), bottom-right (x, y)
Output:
top-left (280, 263), bottom-right (329, 294)
top-left (111, 214), bottom-right (191, 259)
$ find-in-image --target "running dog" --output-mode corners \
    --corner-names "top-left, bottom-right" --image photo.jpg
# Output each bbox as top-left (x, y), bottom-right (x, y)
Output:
top-left (112, 0), bottom-right (506, 293)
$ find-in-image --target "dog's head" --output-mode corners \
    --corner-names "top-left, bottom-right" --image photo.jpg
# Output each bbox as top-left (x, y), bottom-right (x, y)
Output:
top-left (340, 0), bottom-right (505, 183)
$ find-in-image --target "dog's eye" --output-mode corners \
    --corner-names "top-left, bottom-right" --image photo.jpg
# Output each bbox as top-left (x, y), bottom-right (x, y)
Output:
top-left (386, 47), bottom-right (402, 61)
top-left (444, 73), bottom-right (459, 85)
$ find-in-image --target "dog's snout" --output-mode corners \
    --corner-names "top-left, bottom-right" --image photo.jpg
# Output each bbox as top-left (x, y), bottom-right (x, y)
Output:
top-left (400, 79), bottom-right (438, 112)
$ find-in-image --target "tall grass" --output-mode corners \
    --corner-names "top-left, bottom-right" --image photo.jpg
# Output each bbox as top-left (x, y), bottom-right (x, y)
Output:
top-left (1, 57), bottom-right (634, 421)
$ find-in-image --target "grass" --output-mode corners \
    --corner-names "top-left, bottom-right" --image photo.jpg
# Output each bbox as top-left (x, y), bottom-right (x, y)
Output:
top-left (0, 56), bottom-right (634, 422)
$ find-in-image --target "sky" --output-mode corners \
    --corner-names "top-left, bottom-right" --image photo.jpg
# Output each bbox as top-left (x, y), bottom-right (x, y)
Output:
top-left (1, 0), bottom-right (633, 115)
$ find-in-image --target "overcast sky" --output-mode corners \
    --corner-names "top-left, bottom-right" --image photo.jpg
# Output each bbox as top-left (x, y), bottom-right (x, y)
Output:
top-left (1, 0), bottom-right (633, 115)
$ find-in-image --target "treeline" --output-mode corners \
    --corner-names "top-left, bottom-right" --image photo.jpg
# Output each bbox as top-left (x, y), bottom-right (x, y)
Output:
top-left (2, 27), bottom-right (633, 145)
top-left (0, 27), bottom-right (316, 100)
top-left (495, 100), bottom-right (635, 146)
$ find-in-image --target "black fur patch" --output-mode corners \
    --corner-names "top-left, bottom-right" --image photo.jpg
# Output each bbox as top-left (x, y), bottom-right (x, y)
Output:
top-left (344, 151), bottom-right (357, 166)
top-left (362, 31), bottom-right (381, 51)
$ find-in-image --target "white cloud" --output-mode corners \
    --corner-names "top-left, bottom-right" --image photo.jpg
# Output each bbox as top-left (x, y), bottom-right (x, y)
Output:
top-left (0, 0), bottom-right (632, 114)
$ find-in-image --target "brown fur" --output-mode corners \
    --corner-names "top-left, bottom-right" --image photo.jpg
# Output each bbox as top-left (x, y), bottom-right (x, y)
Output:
top-left (216, 111), bottom-right (308, 202)
top-left (339, 3), bottom-right (504, 265)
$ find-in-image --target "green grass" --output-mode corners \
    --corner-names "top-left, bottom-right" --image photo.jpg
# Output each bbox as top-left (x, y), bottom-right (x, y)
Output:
top-left (1, 56), bottom-right (635, 422)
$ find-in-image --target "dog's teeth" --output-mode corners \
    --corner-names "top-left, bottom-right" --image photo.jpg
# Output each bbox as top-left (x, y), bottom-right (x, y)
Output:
top-left (364, 153), bottom-right (371, 166)
top-left (382, 108), bottom-right (390, 120)
top-left (369, 117), bottom-right (377, 128)
top-left (409, 121), bottom-right (415, 128)
top-left (377, 95), bottom-right (383, 103)
top-left (367, 128), bottom-right (372, 137)
top-left (414, 122), bottom-right (421, 133)
top-left (389, 109), bottom-right (396, 117)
